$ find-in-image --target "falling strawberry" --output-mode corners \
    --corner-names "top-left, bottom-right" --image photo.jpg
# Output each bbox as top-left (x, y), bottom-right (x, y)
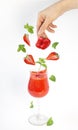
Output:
top-left (36, 37), bottom-right (51, 49)
top-left (23, 34), bottom-right (30, 46)
top-left (24, 54), bottom-right (35, 65)
top-left (46, 52), bottom-right (59, 60)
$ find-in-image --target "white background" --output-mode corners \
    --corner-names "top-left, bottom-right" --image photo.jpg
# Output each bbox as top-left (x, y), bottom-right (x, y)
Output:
top-left (0, 0), bottom-right (78, 130)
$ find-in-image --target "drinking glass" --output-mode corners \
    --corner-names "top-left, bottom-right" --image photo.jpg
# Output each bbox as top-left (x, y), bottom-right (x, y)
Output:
top-left (28, 69), bottom-right (49, 125)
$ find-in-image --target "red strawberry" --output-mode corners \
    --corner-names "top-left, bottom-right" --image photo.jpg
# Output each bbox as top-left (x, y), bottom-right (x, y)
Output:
top-left (46, 52), bottom-right (59, 60)
top-left (36, 37), bottom-right (51, 49)
top-left (24, 54), bottom-right (35, 65)
top-left (23, 34), bottom-right (30, 46)
top-left (40, 38), bottom-right (51, 49)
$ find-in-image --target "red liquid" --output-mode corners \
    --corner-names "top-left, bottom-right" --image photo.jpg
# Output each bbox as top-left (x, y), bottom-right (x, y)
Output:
top-left (28, 69), bottom-right (49, 97)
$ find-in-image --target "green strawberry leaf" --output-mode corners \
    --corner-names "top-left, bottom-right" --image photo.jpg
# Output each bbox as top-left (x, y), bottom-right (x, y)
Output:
top-left (49, 75), bottom-right (56, 82)
top-left (52, 42), bottom-right (59, 49)
top-left (47, 117), bottom-right (54, 126)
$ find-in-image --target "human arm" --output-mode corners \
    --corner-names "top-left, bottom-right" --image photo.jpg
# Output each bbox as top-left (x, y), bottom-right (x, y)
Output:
top-left (37, 0), bottom-right (78, 37)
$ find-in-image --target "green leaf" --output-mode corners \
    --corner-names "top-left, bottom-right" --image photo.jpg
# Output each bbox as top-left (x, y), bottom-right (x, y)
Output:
top-left (47, 117), bottom-right (54, 126)
top-left (52, 42), bottom-right (59, 49)
top-left (17, 47), bottom-right (21, 52)
top-left (22, 47), bottom-right (26, 52)
top-left (24, 23), bottom-right (34, 34)
top-left (39, 58), bottom-right (45, 63)
top-left (28, 26), bottom-right (34, 33)
top-left (29, 101), bottom-right (34, 108)
top-left (49, 75), bottom-right (56, 82)
top-left (17, 44), bottom-right (26, 53)
top-left (24, 23), bottom-right (29, 29)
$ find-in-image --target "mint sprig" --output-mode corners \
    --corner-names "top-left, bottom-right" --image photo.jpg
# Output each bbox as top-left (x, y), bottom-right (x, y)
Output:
top-left (36, 58), bottom-right (47, 69)
top-left (24, 23), bottom-right (34, 34)
top-left (47, 117), bottom-right (54, 126)
top-left (52, 42), bottom-right (59, 49)
top-left (17, 44), bottom-right (26, 52)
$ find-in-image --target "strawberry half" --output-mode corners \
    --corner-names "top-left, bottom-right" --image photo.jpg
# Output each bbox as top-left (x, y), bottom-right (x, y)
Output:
top-left (24, 54), bottom-right (35, 65)
top-left (23, 34), bottom-right (30, 46)
top-left (46, 52), bottom-right (59, 60)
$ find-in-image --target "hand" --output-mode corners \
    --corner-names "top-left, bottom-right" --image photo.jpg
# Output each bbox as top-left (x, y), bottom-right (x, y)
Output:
top-left (37, 0), bottom-right (78, 37)
top-left (37, 4), bottom-right (58, 37)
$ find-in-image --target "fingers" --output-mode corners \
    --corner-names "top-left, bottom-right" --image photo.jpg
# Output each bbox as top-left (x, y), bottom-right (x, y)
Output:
top-left (37, 18), bottom-right (49, 36)
top-left (36, 13), bottom-right (45, 34)
top-left (37, 12), bottom-right (57, 37)
top-left (46, 23), bottom-right (57, 33)
top-left (49, 23), bottom-right (57, 28)
top-left (37, 20), bottom-right (57, 37)
top-left (37, 18), bottom-right (43, 33)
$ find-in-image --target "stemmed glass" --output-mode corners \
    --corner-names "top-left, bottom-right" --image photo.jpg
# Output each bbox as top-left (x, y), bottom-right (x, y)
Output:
top-left (28, 68), bottom-right (49, 125)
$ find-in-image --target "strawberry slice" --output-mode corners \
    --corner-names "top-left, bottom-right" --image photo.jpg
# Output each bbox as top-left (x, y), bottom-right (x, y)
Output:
top-left (46, 52), bottom-right (59, 60)
top-left (23, 34), bottom-right (30, 46)
top-left (24, 54), bottom-right (35, 65)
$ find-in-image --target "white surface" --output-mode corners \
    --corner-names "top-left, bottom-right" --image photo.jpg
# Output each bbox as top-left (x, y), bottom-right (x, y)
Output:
top-left (0, 0), bottom-right (78, 130)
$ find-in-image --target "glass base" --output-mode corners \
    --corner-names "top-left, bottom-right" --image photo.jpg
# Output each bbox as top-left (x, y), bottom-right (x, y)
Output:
top-left (28, 114), bottom-right (48, 126)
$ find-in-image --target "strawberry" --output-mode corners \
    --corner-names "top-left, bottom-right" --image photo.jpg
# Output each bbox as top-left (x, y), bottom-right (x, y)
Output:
top-left (36, 37), bottom-right (51, 49)
top-left (46, 52), bottom-right (59, 60)
top-left (24, 54), bottom-right (35, 65)
top-left (23, 34), bottom-right (30, 46)
top-left (41, 38), bottom-right (51, 49)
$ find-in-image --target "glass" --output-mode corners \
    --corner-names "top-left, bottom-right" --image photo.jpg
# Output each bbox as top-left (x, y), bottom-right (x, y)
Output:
top-left (28, 69), bottom-right (49, 125)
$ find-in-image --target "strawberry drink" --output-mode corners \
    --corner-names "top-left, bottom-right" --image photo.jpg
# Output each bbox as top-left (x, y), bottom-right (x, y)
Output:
top-left (28, 69), bottom-right (49, 98)
top-left (28, 69), bottom-right (49, 125)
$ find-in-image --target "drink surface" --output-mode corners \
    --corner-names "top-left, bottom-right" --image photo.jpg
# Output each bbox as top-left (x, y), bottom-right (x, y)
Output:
top-left (28, 69), bottom-right (49, 97)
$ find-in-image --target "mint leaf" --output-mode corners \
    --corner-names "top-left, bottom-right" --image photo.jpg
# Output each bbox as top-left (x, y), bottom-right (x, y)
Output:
top-left (49, 75), bottom-right (56, 82)
top-left (28, 26), bottom-right (34, 33)
top-left (17, 44), bottom-right (26, 52)
top-left (47, 117), bottom-right (54, 126)
top-left (24, 23), bottom-right (34, 34)
top-left (29, 101), bottom-right (34, 108)
top-left (22, 47), bottom-right (26, 52)
top-left (52, 42), bottom-right (59, 49)
top-left (24, 23), bottom-right (29, 29)
top-left (38, 58), bottom-right (45, 63)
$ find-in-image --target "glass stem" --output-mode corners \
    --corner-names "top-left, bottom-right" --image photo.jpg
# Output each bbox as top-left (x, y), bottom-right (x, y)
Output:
top-left (36, 98), bottom-right (40, 119)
